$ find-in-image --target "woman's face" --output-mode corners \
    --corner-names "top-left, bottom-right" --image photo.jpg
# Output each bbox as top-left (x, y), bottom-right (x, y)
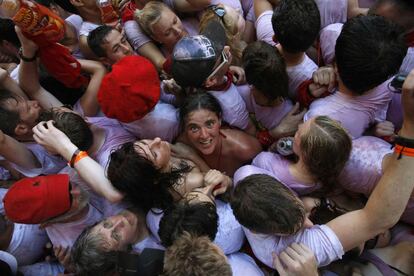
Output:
top-left (223, 4), bottom-right (245, 38)
top-left (184, 109), bottom-right (221, 156)
top-left (92, 210), bottom-right (138, 251)
top-left (150, 8), bottom-right (187, 48)
top-left (293, 118), bottom-right (313, 157)
top-left (134, 138), bottom-right (171, 170)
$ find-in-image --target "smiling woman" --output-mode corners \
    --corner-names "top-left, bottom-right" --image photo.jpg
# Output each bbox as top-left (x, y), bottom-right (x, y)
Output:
top-left (179, 93), bottom-right (262, 176)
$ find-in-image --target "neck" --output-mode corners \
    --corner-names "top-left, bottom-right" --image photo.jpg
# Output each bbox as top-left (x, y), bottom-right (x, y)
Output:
top-left (337, 79), bottom-right (355, 96)
top-left (88, 125), bottom-right (106, 155)
top-left (78, 8), bottom-right (102, 25)
top-left (132, 220), bottom-right (150, 245)
top-left (289, 159), bottom-right (315, 185)
top-left (277, 45), bottom-right (305, 66)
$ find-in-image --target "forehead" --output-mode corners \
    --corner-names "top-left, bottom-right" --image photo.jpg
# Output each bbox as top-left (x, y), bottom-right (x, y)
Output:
top-left (186, 109), bottom-right (219, 123)
top-left (103, 30), bottom-right (123, 46)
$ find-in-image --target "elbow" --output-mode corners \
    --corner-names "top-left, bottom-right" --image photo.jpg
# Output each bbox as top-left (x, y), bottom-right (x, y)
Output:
top-left (107, 192), bottom-right (124, 204)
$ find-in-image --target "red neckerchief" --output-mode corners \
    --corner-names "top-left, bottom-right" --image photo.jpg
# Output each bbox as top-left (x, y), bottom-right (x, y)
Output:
top-left (121, 2), bottom-right (137, 23)
top-left (406, 31), bottom-right (414, 47)
top-left (208, 72), bottom-right (233, 91)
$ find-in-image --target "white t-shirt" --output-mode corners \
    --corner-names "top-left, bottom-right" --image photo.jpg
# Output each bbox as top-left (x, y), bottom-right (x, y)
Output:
top-left (146, 200), bottom-right (245, 255)
top-left (19, 261), bottom-right (65, 276)
top-left (304, 78), bottom-right (393, 139)
top-left (1, 189), bottom-right (49, 266)
top-left (11, 143), bottom-right (67, 177)
top-left (132, 234), bottom-right (165, 254)
top-left (319, 23), bottom-right (343, 65)
top-left (46, 204), bottom-right (103, 248)
top-left (227, 252), bottom-right (264, 276)
top-left (209, 84), bottom-right (250, 130)
top-left (79, 21), bottom-right (100, 37)
top-left (121, 102), bottom-right (180, 143)
top-left (286, 55), bottom-right (318, 99)
top-left (315, 0), bottom-right (347, 29)
top-left (233, 165), bottom-right (344, 268)
top-left (237, 85), bottom-right (293, 130)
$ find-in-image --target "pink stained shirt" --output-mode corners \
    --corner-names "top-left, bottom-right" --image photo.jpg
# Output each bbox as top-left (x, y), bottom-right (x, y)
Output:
top-left (237, 84), bottom-right (293, 130)
top-left (252, 152), bottom-right (322, 196)
top-left (233, 165), bottom-right (344, 268)
top-left (339, 136), bottom-right (414, 225)
top-left (319, 23), bottom-right (343, 65)
top-left (304, 79), bottom-right (394, 139)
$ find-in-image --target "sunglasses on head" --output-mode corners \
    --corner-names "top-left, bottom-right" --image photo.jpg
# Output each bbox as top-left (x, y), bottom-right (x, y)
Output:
top-left (211, 5), bottom-right (226, 18)
top-left (206, 49), bottom-right (228, 80)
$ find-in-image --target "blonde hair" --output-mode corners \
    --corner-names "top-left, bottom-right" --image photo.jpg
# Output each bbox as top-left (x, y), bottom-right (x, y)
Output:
top-left (300, 116), bottom-right (352, 193)
top-left (199, 5), bottom-right (246, 65)
top-left (134, 1), bottom-right (170, 37)
top-left (162, 232), bottom-right (232, 276)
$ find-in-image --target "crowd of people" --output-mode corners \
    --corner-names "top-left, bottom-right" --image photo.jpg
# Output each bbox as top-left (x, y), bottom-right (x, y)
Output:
top-left (0, 0), bottom-right (413, 275)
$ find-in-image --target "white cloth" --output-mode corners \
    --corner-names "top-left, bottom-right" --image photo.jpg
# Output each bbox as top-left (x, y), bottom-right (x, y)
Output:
top-left (286, 54), bottom-right (318, 99)
top-left (79, 21), bottom-right (100, 37)
top-left (11, 143), bottom-right (67, 177)
top-left (304, 78), bottom-right (393, 139)
top-left (121, 102), bottom-right (180, 142)
top-left (7, 224), bottom-right (49, 266)
top-left (46, 204), bottom-right (103, 248)
top-left (319, 23), bottom-right (343, 65)
top-left (19, 261), bottom-right (64, 276)
top-left (244, 225), bottom-right (344, 268)
top-left (146, 200), bottom-right (245, 254)
top-left (227, 252), bottom-right (264, 276)
top-left (132, 234), bottom-right (164, 254)
top-left (238, 85), bottom-right (293, 130)
top-left (209, 84), bottom-right (250, 130)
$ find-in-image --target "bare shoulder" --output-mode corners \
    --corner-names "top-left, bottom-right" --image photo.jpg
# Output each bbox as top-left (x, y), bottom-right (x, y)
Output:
top-left (221, 128), bottom-right (262, 158)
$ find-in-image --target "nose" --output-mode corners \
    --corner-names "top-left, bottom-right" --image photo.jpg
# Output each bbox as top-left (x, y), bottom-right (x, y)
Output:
top-left (120, 43), bottom-right (130, 53)
top-left (172, 25), bottom-right (181, 36)
top-left (199, 127), bottom-right (209, 138)
top-left (151, 137), bottom-right (161, 146)
top-left (113, 218), bottom-right (125, 230)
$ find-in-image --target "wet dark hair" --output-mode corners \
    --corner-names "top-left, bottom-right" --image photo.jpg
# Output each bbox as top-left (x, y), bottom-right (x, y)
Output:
top-left (107, 142), bottom-right (191, 212)
top-left (39, 110), bottom-right (93, 151)
top-left (335, 15), bottom-right (407, 94)
top-left (0, 91), bottom-right (22, 136)
top-left (271, 0), bottom-right (320, 53)
top-left (179, 92), bottom-right (222, 129)
top-left (159, 201), bottom-right (218, 247)
top-left (242, 41), bottom-right (289, 101)
top-left (88, 25), bottom-right (116, 58)
top-left (0, 18), bottom-right (20, 48)
top-left (231, 174), bottom-right (305, 235)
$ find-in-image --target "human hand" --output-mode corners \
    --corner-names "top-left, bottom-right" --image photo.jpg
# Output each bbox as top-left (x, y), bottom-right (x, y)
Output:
top-left (270, 103), bottom-right (306, 138)
top-left (373, 121), bottom-right (395, 139)
top-left (53, 245), bottom-right (73, 271)
top-left (162, 78), bottom-right (182, 96)
top-left (32, 121), bottom-right (73, 156)
top-left (15, 26), bottom-right (38, 58)
top-left (204, 169), bottom-right (231, 196)
top-left (309, 66), bottom-right (336, 97)
top-left (400, 69), bottom-right (414, 138)
top-left (229, 66), bottom-right (246, 85)
top-left (273, 243), bottom-right (318, 276)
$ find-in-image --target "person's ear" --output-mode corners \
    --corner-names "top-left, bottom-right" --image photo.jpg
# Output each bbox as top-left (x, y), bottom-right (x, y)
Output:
top-left (14, 123), bottom-right (29, 137)
top-left (272, 34), bottom-right (278, 44)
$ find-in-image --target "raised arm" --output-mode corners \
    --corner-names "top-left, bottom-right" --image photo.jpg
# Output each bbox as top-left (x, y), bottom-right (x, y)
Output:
top-left (32, 121), bottom-right (123, 203)
top-left (16, 27), bottom-right (62, 109)
top-left (0, 67), bottom-right (28, 100)
top-left (0, 129), bottom-right (40, 170)
top-left (77, 59), bottom-right (107, 117)
top-left (327, 69), bottom-right (414, 252)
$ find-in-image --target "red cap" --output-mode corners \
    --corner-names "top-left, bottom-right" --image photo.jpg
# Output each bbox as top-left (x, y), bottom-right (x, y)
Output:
top-left (3, 175), bottom-right (71, 224)
top-left (97, 56), bottom-right (161, 123)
